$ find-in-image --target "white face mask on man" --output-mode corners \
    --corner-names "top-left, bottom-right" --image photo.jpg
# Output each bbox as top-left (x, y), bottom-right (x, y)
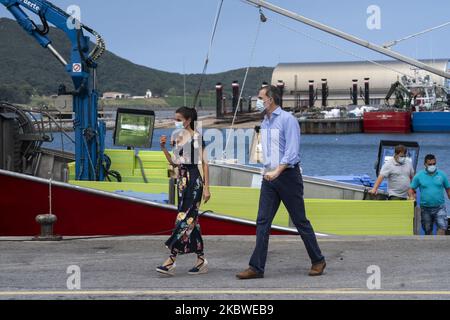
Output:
top-left (256, 98), bottom-right (271, 113)
top-left (426, 165), bottom-right (437, 174)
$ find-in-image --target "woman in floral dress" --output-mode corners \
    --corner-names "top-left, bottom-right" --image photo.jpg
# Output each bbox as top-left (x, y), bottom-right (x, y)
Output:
top-left (157, 107), bottom-right (211, 276)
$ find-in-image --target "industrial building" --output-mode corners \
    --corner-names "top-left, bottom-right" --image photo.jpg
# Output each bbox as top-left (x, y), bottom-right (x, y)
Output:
top-left (271, 59), bottom-right (450, 109)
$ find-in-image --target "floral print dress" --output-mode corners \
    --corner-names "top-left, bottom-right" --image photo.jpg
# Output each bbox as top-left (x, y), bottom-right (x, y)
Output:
top-left (165, 133), bottom-right (205, 256)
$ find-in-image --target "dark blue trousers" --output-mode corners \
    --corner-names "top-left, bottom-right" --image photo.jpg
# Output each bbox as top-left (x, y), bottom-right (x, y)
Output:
top-left (249, 167), bottom-right (325, 274)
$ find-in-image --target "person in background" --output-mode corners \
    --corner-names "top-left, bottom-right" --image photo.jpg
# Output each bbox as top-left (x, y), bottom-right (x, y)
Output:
top-left (370, 145), bottom-right (415, 200)
top-left (409, 154), bottom-right (450, 236)
top-left (157, 107), bottom-right (211, 276)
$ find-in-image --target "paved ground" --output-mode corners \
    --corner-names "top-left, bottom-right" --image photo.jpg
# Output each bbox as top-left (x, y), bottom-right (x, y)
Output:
top-left (0, 235), bottom-right (449, 300)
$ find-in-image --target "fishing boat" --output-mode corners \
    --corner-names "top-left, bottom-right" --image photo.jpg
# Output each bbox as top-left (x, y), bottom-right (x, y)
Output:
top-left (407, 71), bottom-right (450, 132)
top-left (363, 67), bottom-right (450, 133)
top-left (409, 76), bottom-right (450, 132)
top-left (1, 0), bottom-right (434, 239)
top-left (0, 102), bottom-right (416, 237)
top-left (412, 111), bottom-right (450, 132)
top-left (363, 110), bottom-right (412, 134)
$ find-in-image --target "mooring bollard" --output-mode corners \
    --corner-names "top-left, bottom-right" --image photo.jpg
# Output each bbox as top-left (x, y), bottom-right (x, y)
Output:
top-left (34, 214), bottom-right (62, 241)
top-left (33, 175), bottom-right (62, 241)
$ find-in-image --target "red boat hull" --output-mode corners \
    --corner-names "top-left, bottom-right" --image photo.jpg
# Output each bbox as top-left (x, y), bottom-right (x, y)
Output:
top-left (363, 111), bottom-right (411, 133)
top-left (0, 170), bottom-right (295, 237)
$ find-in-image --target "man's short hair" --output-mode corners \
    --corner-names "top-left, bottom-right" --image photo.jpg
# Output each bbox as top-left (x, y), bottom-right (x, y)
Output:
top-left (259, 85), bottom-right (282, 106)
top-left (395, 145), bottom-right (407, 155)
top-left (424, 154), bottom-right (436, 163)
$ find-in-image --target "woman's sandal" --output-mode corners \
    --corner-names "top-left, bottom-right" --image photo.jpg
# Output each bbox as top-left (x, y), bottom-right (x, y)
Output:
top-left (156, 256), bottom-right (177, 276)
top-left (188, 256), bottom-right (208, 275)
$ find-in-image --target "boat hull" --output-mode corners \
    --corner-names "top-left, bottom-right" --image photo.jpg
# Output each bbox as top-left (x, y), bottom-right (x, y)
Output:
top-left (363, 111), bottom-right (411, 133)
top-left (412, 112), bottom-right (450, 132)
top-left (0, 170), bottom-right (295, 237)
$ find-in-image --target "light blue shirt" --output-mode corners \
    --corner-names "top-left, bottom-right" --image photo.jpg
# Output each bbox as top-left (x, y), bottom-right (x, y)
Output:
top-left (411, 170), bottom-right (450, 207)
top-left (260, 107), bottom-right (301, 171)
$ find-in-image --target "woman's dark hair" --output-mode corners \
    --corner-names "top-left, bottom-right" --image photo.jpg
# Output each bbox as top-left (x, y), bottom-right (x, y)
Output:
top-left (176, 107), bottom-right (198, 130)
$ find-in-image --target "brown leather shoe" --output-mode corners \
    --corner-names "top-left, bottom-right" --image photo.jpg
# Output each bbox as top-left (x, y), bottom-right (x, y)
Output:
top-left (309, 260), bottom-right (326, 276)
top-left (236, 268), bottom-right (264, 280)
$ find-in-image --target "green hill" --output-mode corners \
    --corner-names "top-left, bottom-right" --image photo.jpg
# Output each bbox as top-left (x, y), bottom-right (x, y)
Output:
top-left (0, 17), bottom-right (273, 104)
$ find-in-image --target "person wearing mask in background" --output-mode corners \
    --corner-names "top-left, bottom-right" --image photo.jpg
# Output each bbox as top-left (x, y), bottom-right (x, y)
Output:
top-left (409, 154), bottom-right (450, 236)
top-left (157, 107), bottom-right (211, 276)
top-left (236, 85), bottom-right (326, 280)
top-left (369, 145), bottom-right (415, 200)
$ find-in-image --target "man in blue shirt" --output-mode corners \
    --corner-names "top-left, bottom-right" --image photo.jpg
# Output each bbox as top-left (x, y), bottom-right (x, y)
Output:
top-left (409, 154), bottom-right (450, 236)
top-left (237, 86), bottom-right (326, 280)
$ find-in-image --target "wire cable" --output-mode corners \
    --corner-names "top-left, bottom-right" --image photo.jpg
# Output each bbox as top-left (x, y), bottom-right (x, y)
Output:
top-left (223, 10), bottom-right (264, 159)
top-left (82, 132), bottom-right (97, 180)
top-left (384, 21), bottom-right (450, 48)
top-left (135, 153), bottom-right (149, 184)
top-left (192, 0), bottom-right (224, 109)
top-left (265, 14), bottom-right (416, 79)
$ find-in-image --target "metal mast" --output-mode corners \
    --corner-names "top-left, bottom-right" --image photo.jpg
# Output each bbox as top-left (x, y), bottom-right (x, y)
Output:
top-left (244, 0), bottom-right (450, 79)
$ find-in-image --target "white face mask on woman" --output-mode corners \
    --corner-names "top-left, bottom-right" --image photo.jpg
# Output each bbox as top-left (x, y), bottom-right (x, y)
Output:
top-left (175, 121), bottom-right (184, 130)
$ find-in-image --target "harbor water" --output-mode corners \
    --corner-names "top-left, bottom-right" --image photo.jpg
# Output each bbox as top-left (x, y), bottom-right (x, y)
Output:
top-left (44, 130), bottom-right (450, 210)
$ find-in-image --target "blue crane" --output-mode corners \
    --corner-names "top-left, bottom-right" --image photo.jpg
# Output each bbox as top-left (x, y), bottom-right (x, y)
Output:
top-left (0, 0), bottom-right (107, 181)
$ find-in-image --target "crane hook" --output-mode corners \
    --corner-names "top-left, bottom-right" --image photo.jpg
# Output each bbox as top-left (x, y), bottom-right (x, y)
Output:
top-left (259, 8), bottom-right (267, 23)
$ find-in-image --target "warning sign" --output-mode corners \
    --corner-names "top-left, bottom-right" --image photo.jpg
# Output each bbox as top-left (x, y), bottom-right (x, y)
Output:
top-left (72, 63), bottom-right (82, 73)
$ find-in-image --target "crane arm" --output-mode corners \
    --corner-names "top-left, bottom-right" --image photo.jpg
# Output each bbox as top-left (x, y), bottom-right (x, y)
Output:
top-left (244, 0), bottom-right (450, 80)
top-left (1, 0), bottom-right (107, 181)
top-left (1, 0), bottom-right (53, 48)
top-left (385, 81), bottom-right (411, 101)
top-left (1, 0), bottom-right (105, 87)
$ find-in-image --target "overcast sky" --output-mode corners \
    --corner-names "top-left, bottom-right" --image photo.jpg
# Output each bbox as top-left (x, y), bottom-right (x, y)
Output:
top-left (1, 0), bottom-right (450, 74)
